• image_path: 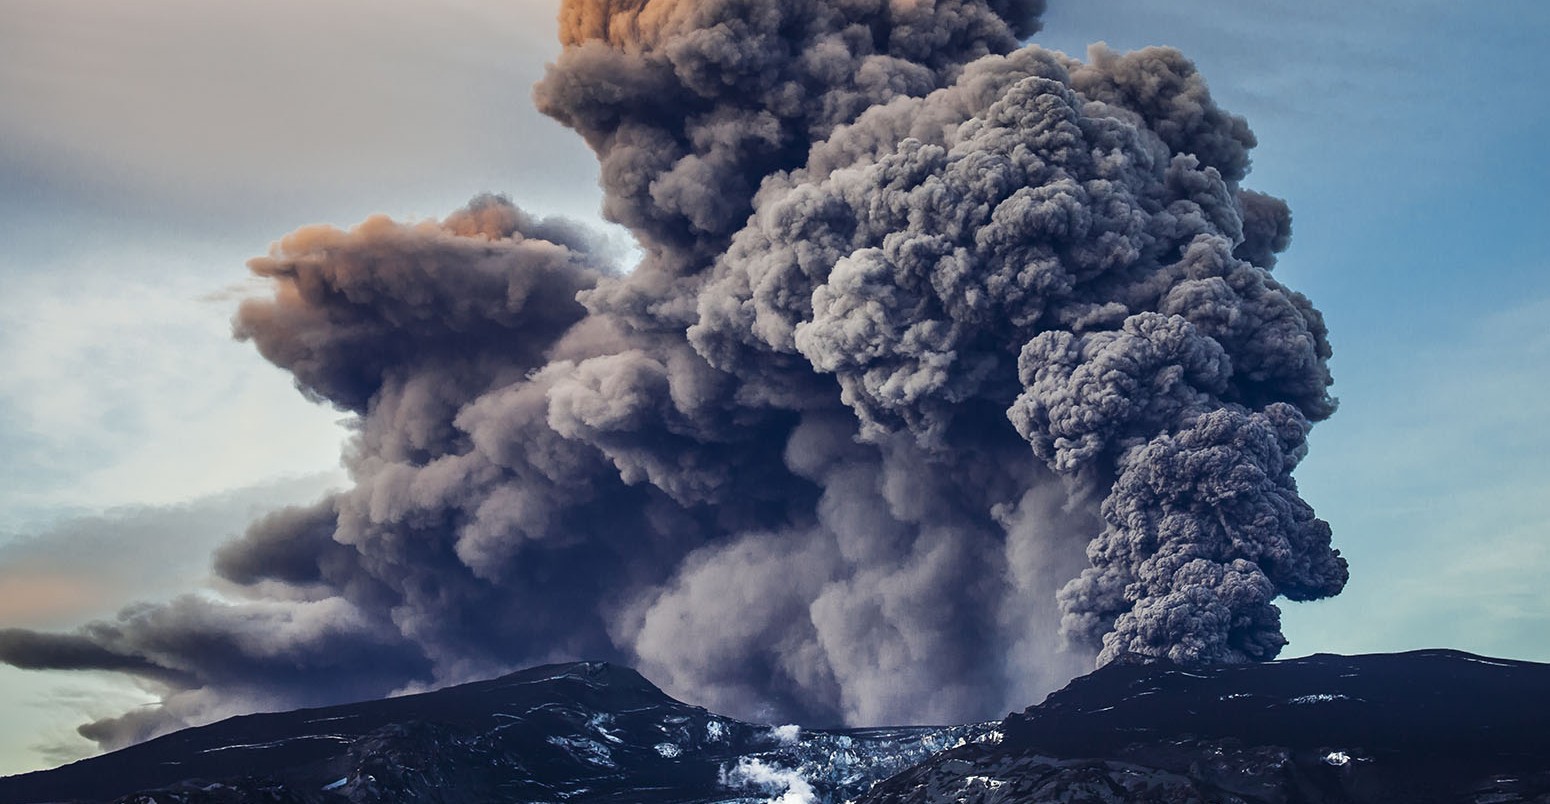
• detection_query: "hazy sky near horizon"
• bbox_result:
[0,0,1546,777]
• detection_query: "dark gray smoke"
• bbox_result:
[0,0,1346,750]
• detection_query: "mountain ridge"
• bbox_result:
[4,649,1549,803]
[0,660,986,803]
[863,648,1550,803]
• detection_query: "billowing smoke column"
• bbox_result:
[0,0,1346,749]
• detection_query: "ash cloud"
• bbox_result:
[0,0,1346,749]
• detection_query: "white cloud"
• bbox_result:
[0,0,606,226]
[0,473,340,627]
[0,245,348,519]
[721,757,817,804]
[0,667,159,777]
[0,475,340,775]
[0,0,617,533]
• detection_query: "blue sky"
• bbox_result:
[1035,2,1550,662]
[0,0,1546,776]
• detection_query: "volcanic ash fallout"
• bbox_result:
[0,0,1345,747]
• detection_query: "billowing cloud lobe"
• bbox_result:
[0,0,1345,749]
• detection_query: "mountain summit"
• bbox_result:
[0,661,986,803]
[865,649,1550,803]
[3,650,1548,803]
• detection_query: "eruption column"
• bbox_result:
[0,0,1343,749]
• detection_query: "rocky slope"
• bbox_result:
[860,650,1550,803]
[3,650,1547,803]
[0,661,987,803]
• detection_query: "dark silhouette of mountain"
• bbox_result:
[3,650,1548,803]
[0,661,986,803]
[861,649,1550,803]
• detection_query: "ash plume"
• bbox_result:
[0,0,1346,750]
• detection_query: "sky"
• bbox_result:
[1,0,1547,777]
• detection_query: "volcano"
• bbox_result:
[3,649,1546,803]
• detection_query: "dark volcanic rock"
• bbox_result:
[860,650,1550,803]
[6,650,1548,803]
[0,661,985,803]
